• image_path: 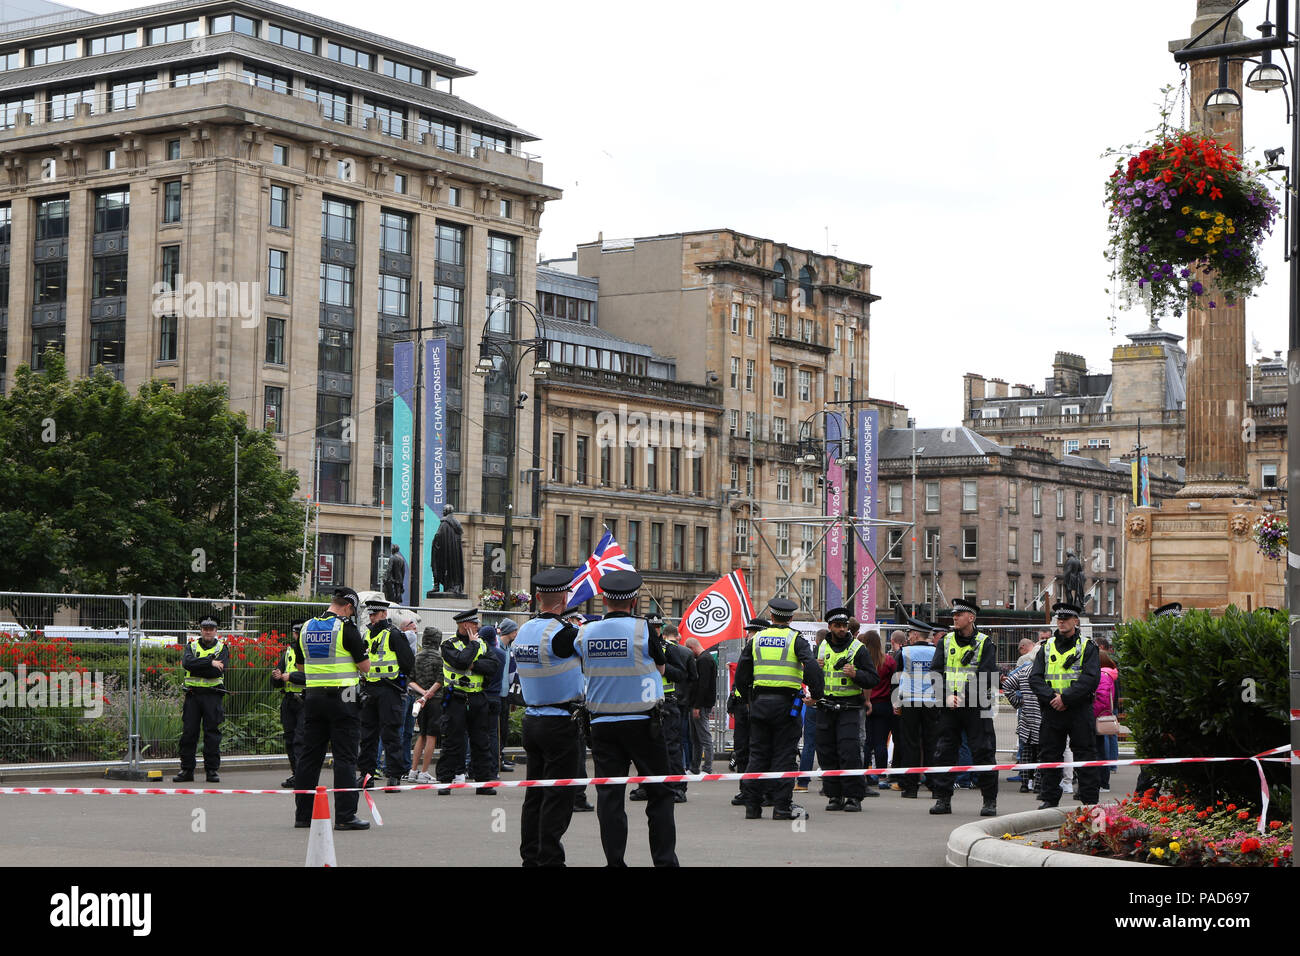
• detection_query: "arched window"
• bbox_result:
[773,259,789,300]
[798,265,815,308]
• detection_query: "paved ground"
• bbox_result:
[0,765,1142,867]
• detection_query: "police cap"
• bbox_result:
[532,568,573,593]
[645,611,665,627]
[825,606,850,624]
[600,570,642,601]
[452,607,480,623]
[199,617,218,628]
[768,597,798,618]
[1153,602,1183,619]
[1052,601,1082,620]
[745,617,771,632]
[364,597,391,611]
[951,598,979,615]
[332,587,360,612]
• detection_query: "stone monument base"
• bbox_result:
[1123,498,1284,616]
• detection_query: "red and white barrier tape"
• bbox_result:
[0,746,1288,797]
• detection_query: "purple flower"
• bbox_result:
[1180,268,1191,278]
[1209,301,1217,308]
[1162,200,1172,209]
[1138,278,1147,287]
[1191,281,1204,294]
[1139,244,1149,253]
[1176,229,1186,237]
[1134,199,1143,208]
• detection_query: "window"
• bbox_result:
[31,327,65,369]
[0,95,34,129]
[623,447,635,487]
[317,328,353,374]
[263,385,284,433]
[319,262,352,307]
[1075,491,1084,521]
[470,127,511,153]
[1032,485,1042,517]
[1019,405,1039,418]
[734,518,749,554]
[91,255,128,298]
[1107,585,1117,616]
[962,527,977,559]
[960,578,978,602]
[924,528,939,560]
[773,259,788,299]
[419,113,459,152]
[1065,439,1080,454]
[1091,493,1101,523]
[887,528,904,561]
[160,245,180,291]
[167,139,181,160]
[242,63,291,95]
[1262,463,1279,489]
[1007,480,1018,513]
[1107,495,1116,524]
[304,81,351,124]
[773,366,786,398]
[797,369,812,402]
[163,180,182,223]
[272,143,288,166]
[29,41,79,65]
[980,407,1001,419]
[1007,578,1018,610]
[94,189,130,233]
[744,412,755,439]
[265,317,285,365]
[1008,528,1018,562]
[777,467,790,501]
[728,409,738,436]
[669,448,681,492]
[170,64,218,87]
[382,58,428,86]
[269,184,289,228]
[1075,533,1084,557]
[692,455,703,494]
[775,523,790,557]
[695,527,709,571]
[103,149,117,170]
[1056,533,1065,566]
[833,376,843,404]
[887,483,903,514]
[436,222,465,265]
[34,261,67,303]
[488,234,516,277]
[646,447,657,491]
[149,20,200,44]
[378,274,408,317]
[322,199,356,243]
[599,445,611,487]
[267,249,288,297]
[210,14,259,36]
[158,314,178,361]
[745,464,755,497]
[48,87,95,122]
[1107,537,1116,570]
[1056,488,1065,519]
[925,481,940,512]
[730,462,739,491]
[745,305,756,336]
[447,186,461,206]
[729,302,740,333]
[554,515,568,565]
[326,41,373,70]
[672,525,686,570]
[0,51,19,71]
[802,472,815,504]
[550,433,565,482]
[648,523,663,570]
[113,76,157,113]
[745,359,754,392]
[961,480,977,512]
[773,417,786,442]
[394,173,408,195]
[578,517,594,558]
[576,436,589,485]
[773,313,788,337]
[1061,404,1081,417]
[1032,530,1042,563]
[89,320,126,370]
[626,521,640,566]
[363,98,406,138]
[268,23,316,53]
[90,31,140,55]
[729,357,739,389]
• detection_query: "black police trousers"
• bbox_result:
[729,700,750,773]
[743,691,802,812]
[931,707,997,800]
[280,691,304,775]
[1038,707,1101,805]
[293,687,362,824]
[179,688,224,772]
[589,716,679,867]
[519,714,581,867]
[816,703,866,800]
[661,695,686,794]
[437,692,495,783]
[359,681,408,780]
[894,703,941,795]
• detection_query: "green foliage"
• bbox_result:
[1116,607,1289,808]
[0,353,306,599]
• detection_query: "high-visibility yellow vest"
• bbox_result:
[283,642,303,695]
[442,638,486,694]
[364,622,400,681]
[751,628,802,690]
[821,638,863,697]
[941,631,988,698]
[183,639,225,689]
[1045,635,1088,693]
[301,615,360,688]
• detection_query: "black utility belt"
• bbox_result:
[819,698,863,710]
[448,689,485,698]
[305,685,354,696]
[588,709,657,719]
[752,687,800,697]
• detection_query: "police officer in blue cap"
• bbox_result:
[559,569,678,866]
[513,568,586,866]
[734,598,824,820]
[893,614,940,799]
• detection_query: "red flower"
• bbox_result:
[1240,838,1260,854]
[1238,810,1250,821]
[1226,803,1236,811]
[1269,820,1282,831]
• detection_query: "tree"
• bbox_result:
[0,354,306,599]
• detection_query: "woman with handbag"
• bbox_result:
[1093,650,1120,792]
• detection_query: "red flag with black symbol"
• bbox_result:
[679,570,755,651]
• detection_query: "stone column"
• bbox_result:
[1174,0,1253,496]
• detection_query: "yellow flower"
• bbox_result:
[1199,211,1210,219]
[1206,235,1216,244]
[1226,218,1234,226]
[1151,847,1165,858]
[1227,226,1236,234]
[1169,841,1181,853]
[1188,237,1199,244]
[1193,227,1204,235]
[1214,215,1225,224]
[1181,206,1192,215]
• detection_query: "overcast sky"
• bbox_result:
[89,0,1295,426]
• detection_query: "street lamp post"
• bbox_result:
[473,297,550,600]
[1171,0,1299,835]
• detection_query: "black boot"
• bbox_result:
[172,770,194,783]
[843,797,862,812]
[980,797,997,817]
[929,796,952,815]
[205,771,220,783]
[825,797,845,811]
[628,787,648,802]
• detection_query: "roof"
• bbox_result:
[878,426,1007,461]
[0,32,531,137]
[543,317,654,356]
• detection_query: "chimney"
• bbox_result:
[1052,352,1087,395]
[989,377,1009,398]
[962,372,986,420]
[1013,383,1033,398]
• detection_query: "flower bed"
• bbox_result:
[1044,790,1292,867]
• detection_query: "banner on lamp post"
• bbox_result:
[854,409,879,623]
[422,339,448,600]
[391,340,415,603]
[824,412,846,610]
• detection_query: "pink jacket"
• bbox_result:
[1094,667,1118,718]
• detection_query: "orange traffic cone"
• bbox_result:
[304,786,337,867]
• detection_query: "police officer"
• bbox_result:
[728,618,768,806]
[631,616,694,804]
[564,569,678,867]
[928,598,999,817]
[271,619,307,789]
[1028,601,1101,808]
[513,568,586,867]
[816,607,879,812]
[358,597,415,790]
[734,598,824,820]
[292,587,372,831]
[893,615,940,799]
[436,608,501,794]
[175,617,229,783]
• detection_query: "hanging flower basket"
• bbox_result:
[478,588,506,610]
[510,591,532,609]
[1253,513,1287,562]
[1104,130,1280,319]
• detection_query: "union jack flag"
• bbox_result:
[566,530,636,609]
